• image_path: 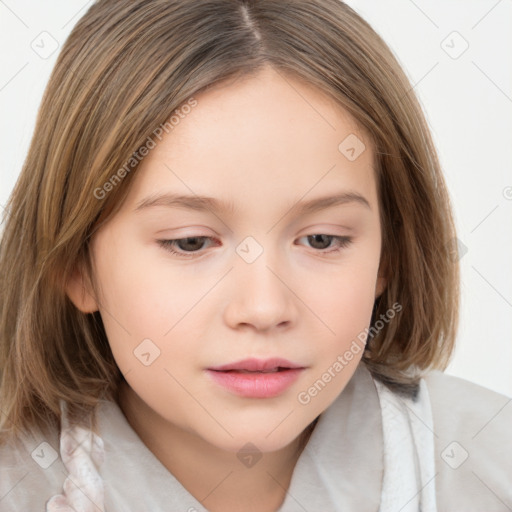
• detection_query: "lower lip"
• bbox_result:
[205,368,304,398]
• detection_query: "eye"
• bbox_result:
[157,236,217,258]
[157,234,353,259]
[296,234,353,254]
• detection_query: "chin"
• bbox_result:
[200,423,308,456]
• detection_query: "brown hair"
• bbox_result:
[0,0,459,445]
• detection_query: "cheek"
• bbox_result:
[310,272,376,348]
[302,248,381,357]
[91,234,208,373]
[93,230,176,329]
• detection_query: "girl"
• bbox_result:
[0,1,510,511]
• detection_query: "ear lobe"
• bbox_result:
[65,265,99,314]
[375,274,387,299]
[375,256,388,299]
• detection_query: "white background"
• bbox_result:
[1,1,511,396]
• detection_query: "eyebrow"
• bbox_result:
[134,191,371,216]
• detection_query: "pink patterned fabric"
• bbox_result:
[45,400,106,512]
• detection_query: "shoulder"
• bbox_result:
[423,371,512,511]
[424,370,512,440]
[0,425,66,509]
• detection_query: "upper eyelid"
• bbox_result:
[161,234,349,242]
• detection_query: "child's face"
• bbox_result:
[81,66,385,453]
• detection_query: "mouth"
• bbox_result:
[206,358,306,398]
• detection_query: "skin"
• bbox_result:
[67,65,386,512]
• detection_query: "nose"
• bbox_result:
[223,249,298,333]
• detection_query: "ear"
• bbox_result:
[65,262,99,314]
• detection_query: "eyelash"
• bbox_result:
[157,234,353,259]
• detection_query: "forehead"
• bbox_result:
[124,66,377,215]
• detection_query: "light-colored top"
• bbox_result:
[1,362,511,511]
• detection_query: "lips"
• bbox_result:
[207,357,304,373]
[206,358,306,398]
[206,357,305,398]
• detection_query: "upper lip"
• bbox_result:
[208,357,304,372]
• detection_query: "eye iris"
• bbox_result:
[178,237,205,252]
[308,234,332,250]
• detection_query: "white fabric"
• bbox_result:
[406,379,437,512]
[374,378,437,512]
